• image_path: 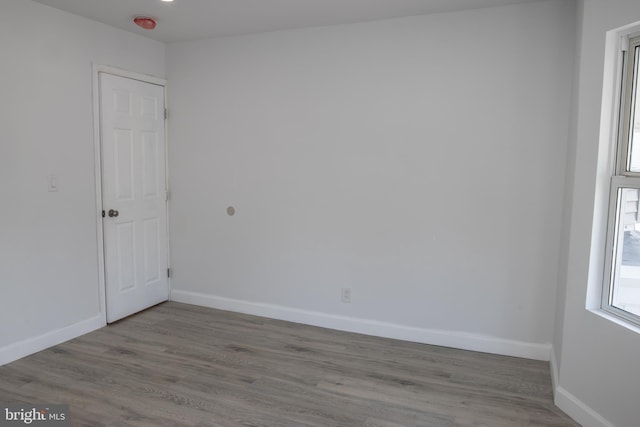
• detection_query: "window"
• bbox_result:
[603,35,640,326]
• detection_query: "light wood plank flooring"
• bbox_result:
[0,302,578,426]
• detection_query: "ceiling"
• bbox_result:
[32,0,540,44]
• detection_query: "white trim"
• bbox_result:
[94,64,167,87]
[171,290,551,361]
[596,26,640,328]
[0,316,104,366]
[92,64,170,324]
[551,345,615,427]
[590,306,640,334]
[555,386,615,427]
[92,63,107,322]
[163,82,172,299]
[549,346,559,395]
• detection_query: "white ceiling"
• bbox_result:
[32,0,540,43]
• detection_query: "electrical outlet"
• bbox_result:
[341,287,352,303]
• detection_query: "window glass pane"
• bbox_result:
[628,47,640,171]
[611,188,640,317]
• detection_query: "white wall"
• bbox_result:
[5,0,640,424]
[554,0,640,425]
[167,0,576,359]
[0,0,165,364]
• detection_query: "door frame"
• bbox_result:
[92,64,170,324]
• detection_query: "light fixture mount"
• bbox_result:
[133,16,157,30]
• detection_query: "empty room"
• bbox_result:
[1,0,640,425]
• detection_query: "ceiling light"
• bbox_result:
[134,17,157,30]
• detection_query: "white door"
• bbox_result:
[100,73,169,323]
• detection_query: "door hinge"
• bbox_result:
[167,268,171,278]
[164,108,168,120]
[102,210,105,218]
[165,191,171,202]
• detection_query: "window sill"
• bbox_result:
[589,308,640,335]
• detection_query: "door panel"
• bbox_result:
[142,132,160,198]
[114,129,134,200]
[100,73,168,323]
[143,218,160,282]
[116,222,136,291]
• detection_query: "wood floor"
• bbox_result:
[0,302,578,427]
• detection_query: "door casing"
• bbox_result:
[92,64,170,325]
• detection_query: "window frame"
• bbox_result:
[602,34,640,327]
[618,36,640,176]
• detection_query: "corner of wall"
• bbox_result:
[550,345,560,395]
[551,345,615,427]
[554,386,615,427]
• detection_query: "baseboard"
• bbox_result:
[549,346,614,427]
[550,346,559,396]
[0,315,104,366]
[171,290,551,361]
[554,385,614,427]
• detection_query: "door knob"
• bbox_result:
[108,209,119,218]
